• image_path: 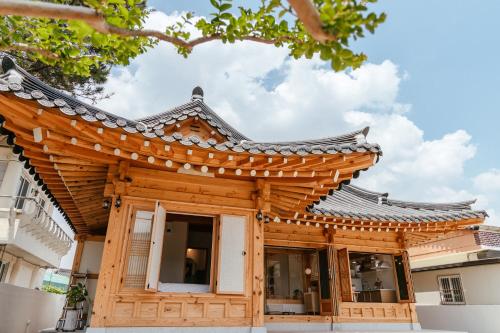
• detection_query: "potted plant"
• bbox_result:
[63,283,88,331]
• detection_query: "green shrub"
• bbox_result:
[42,284,66,294]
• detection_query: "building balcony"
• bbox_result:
[0,195,72,268]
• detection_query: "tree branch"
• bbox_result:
[287,0,336,42]
[0,44,60,59]
[0,0,328,51]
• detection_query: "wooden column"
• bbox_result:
[90,196,127,327]
[70,235,86,285]
[252,180,270,327]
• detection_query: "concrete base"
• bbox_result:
[266,322,422,332]
[86,327,266,333]
[83,322,464,333]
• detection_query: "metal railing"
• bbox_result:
[0,195,72,252]
[438,275,466,305]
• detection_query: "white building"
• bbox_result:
[410,226,500,333]
[0,137,72,289]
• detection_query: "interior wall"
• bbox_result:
[160,221,188,283]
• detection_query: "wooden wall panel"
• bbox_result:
[106,296,251,327]
[339,303,413,323]
[263,223,403,252]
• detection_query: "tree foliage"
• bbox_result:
[0,0,386,99]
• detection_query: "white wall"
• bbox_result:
[2,254,46,289]
[78,239,105,326]
[413,263,500,305]
[417,305,500,333]
[78,240,104,300]
[79,240,104,275]
[0,283,65,333]
[160,221,188,283]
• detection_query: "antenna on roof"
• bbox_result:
[191,86,204,101]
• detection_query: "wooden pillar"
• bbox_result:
[252,180,270,328]
[90,196,127,327]
[70,235,86,285]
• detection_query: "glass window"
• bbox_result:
[265,248,320,315]
[438,275,465,305]
[349,252,397,303]
[0,161,8,183]
[0,260,9,282]
[266,252,304,300]
[36,198,46,218]
[15,177,30,209]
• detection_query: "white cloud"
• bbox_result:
[95,10,497,226]
[473,169,500,193]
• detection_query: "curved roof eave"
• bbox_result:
[0,56,382,158]
[312,184,487,223]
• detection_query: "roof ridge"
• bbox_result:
[387,198,477,211]
[135,98,250,142]
[342,184,388,201]
[246,127,371,146]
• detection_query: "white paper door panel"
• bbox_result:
[217,215,246,294]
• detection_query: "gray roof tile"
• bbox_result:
[311,184,487,223]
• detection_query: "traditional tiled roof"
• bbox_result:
[474,227,500,247]
[136,91,250,143]
[310,184,487,223]
[0,56,382,157]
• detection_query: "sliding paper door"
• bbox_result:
[217,215,247,294]
[145,201,167,291]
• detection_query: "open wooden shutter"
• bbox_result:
[318,248,332,314]
[217,215,246,294]
[145,201,166,291]
[394,251,415,302]
[329,246,340,316]
[337,248,353,302]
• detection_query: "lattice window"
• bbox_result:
[438,275,465,305]
[124,210,154,289]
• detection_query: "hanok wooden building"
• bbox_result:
[0,56,487,332]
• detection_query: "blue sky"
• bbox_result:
[151,0,500,176]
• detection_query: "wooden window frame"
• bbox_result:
[121,205,220,293]
[119,199,250,296]
[341,250,408,304]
